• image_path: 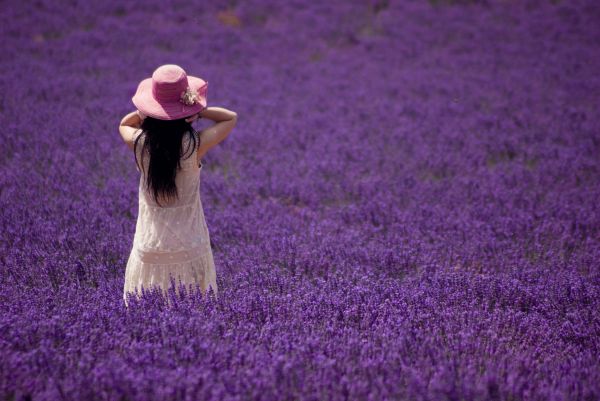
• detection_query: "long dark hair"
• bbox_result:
[133,116,199,207]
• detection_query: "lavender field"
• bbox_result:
[1,0,600,400]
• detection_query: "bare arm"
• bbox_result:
[118,111,143,151]
[188,107,238,159]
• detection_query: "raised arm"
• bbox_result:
[118,111,143,151]
[191,107,238,159]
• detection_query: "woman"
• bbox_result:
[119,64,238,307]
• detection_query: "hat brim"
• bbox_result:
[131,76,208,121]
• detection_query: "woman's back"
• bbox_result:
[124,131,217,305]
[135,131,203,208]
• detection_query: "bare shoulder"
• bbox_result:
[195,118,237,162]
[119,126,143,151]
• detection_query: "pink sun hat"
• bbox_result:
[132,64,208,121]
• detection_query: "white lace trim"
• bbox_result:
[123,244,218,307]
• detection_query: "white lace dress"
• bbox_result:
[123,131,218,306]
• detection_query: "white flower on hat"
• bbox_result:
[180,86,199,106]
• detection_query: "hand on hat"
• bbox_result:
[185,111,202,124]
[137,110,147,122]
